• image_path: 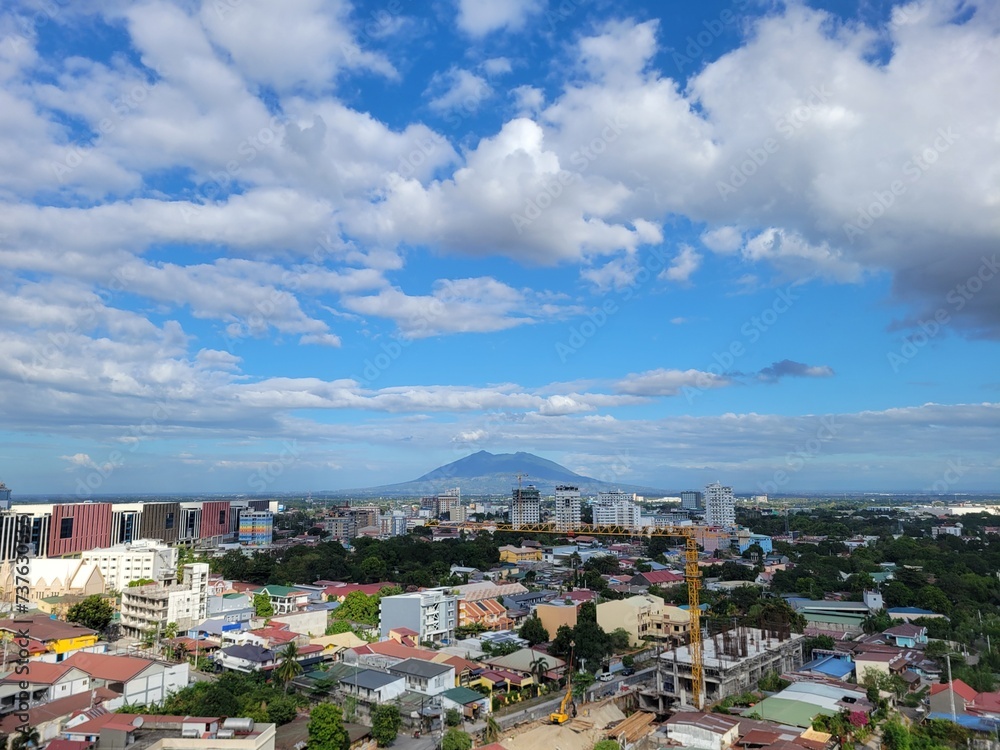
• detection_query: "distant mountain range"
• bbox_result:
[335,450,670,497]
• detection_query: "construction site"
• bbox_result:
[640,624,805,711]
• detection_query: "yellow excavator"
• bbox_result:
[550,650,577,724]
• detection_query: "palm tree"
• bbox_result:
[163,621,179,640]
[483,716,501,745]
[274,642,303,694]
[529,656,549,697]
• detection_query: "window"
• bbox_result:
[60,517,73,539]
[219,510,226,525]
[165,512,175,529]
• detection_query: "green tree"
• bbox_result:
[441,728,472,750]
[571,671,595,699]
[274,642,303,693]
[594,742,621,750]
[445,708,463,727]
[519,616,549,646]
[371,704,402,747]
[609,628,631,653]
[266,695,298,726]
[332,590,380,625]
[11,728,39,750]
[862,609,893,634]
[578,601,597,622]
[66,595,114,631]
[163,621,179,640]
[529,656,550,696]
[882,720,910,750]
[254,592,274,618]
[308,703,350,750]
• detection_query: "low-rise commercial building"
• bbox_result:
[81,539,178,592]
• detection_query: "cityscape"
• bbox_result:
[1,2,999,750]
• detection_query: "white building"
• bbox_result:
[704,482,736,528]
[554,485,581,531]
[120,563,209,637]
[593,490,641,529]
[379,588,459,644]
[510,485,540,528]
[379,511,408,538]
[81,539,178,592]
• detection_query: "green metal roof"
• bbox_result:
[257,585,305,597]
[442,686,485,705]
[802,612,866,625]
[753,697,836,728]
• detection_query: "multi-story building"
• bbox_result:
[680,491,703,510]
[81,539,178,592]
[597,594,691,647]
[704,482,736,528]
[433,489,461,520]
[554,486,581,531]
[510,485,540,529]
[379,589,459,644]
[0,484,10,509]
[593,490,641,529]
[120,563,209,637]
[0,499,278,560]
[238,511,273,547]
[378,512,408,538]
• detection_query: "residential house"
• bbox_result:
[0,662,92,716]
[498,546,542,563]
[481,648,566,680]
[62,713,276,750]
[882,623,928,648]
[597,595,691,646]
[0,689,118,748]
[441,686,491,718]
[629,570,685,588]
[664,712,740,750]
[63,652,188,707]
[338,668,407,704]
[310,632,368,660]
[217,643,277,672]
[929,679,980,715]
[252,585,311,615]
[0,614,101,663]
[387,658,454,696]
[459,599,509,631]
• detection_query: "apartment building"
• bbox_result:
[510,485,540,528]
[704,482,736,528]
[120,563,209,637]
[81,538,178,592]
[554,485,581,531]
[593,491,641,529]
[597,594,691,646]
[379,589,459,644]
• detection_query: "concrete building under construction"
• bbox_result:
[645,625,805,710]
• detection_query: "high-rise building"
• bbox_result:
[0,484,11,509]
[434,489,461,519]
[238,511,273,547]
[554,485,581,531]
[680,491,703,510]
[594,490,641,529]
[704,482,736,527]
[510,485,541,528]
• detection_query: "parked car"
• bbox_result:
[599,672,615,682]
[620,667,636,676]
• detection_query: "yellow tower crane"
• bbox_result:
[426,519,708,709]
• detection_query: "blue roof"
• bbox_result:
[927,713,1000,732]
[888,606,936,615]
[678,604,710,611]
[647,561,669,570]
[799,655,855,679]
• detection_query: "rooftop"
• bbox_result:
[388,658,453,679]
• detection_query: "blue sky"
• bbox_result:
[1,0,998,496]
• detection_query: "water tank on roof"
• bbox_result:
[217,730,235,739]
[181,726,201,738]
[223,718,255,733]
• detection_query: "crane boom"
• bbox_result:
[425,519,708,708]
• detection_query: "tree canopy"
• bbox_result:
[66,595,114,632]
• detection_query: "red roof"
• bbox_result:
[0,688,118,734]
[930,679,978,702]
[320,582,398,599]
[1,660,75,685]
[636,570,685,584]
[564,589,596,602]
[63,652,153,682]
[350,640,438,661]
[45,741,93,750]
[250,627,299,644]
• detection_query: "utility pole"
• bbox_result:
[946,653,957,724]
